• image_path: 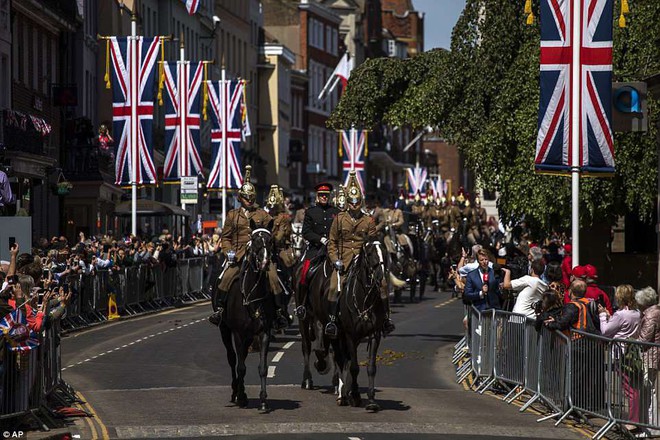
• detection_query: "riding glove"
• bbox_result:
[321,237,329,245]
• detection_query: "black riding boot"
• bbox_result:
[209,290,228,326]
[382,297,396,336]
[325,300,340,339]
[274,294,290,331]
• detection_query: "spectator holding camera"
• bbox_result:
[502,259,547,318]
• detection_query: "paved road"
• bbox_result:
[61,289,585,439]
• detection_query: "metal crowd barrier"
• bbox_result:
[455,308,660,439]
[60,257,217,331]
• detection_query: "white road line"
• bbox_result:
[348,437,362,440]
[283,341,295,349]
[84,358,90,362]
[272,352,284,363]
[267,366,276,378]
[128,342,135,345]
[66,365,74,369]
[91,356,98,359]
[122,345,128,348]
[98,352,105,356]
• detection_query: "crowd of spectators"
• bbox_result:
[453,236,660,435]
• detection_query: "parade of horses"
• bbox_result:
[208,164,496,413]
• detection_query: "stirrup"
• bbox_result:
[383,318,396,335]
[208,308,223,326]
[325,318,338,339]
[295,305,307,319]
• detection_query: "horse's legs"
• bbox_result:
[234,333,250,408]
[258,330,271,412]
[300,317,314,390]
[347,337,362,407]
[366,334,381,411]
[331,339,349,406]
[220,326,238,403]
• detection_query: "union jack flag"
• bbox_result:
[110,36,162,186]
[182,0,200,15]
[535,0,615,174]
[0,307,40,352]
[429,176,446,199]
[341,129,366,192]
[207,79,248,189]
[407,166,427,200]
[162,61,204,181]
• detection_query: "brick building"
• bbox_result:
[381,0,423,57]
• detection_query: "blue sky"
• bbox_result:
[413,0,467,50]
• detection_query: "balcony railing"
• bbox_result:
[64,145,114,181]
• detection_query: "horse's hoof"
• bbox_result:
[366,402,381,412]
[237,395,248,408]
[230,394,237,404]
[336,397,348,406]
[314,359,330,375]
[259,402,269,413]
[301,379,314,390]
[349,395,362,407]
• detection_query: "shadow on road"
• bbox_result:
[388,333,462,343]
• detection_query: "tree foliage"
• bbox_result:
[328,0,660,233]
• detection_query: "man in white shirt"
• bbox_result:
[502,259,547,318]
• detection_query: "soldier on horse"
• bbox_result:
[325,172,395,338]
[208,166,289,330]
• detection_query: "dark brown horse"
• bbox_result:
[218,224,276,412]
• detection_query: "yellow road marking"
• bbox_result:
[434,297,459,308]
[75,398,97,440]
[77,391,110,440]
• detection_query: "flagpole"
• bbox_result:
[350,126,356,172]
[130,13,137,237]
[180,35,186,212]
[571,0,581,267]
[221,63,227,227]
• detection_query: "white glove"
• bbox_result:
[320,237,329,245]
[334,260,343,270]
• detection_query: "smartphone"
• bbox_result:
[8,237,15,251]
[7,274,17,284]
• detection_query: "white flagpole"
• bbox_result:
[130,14,137,237]
[221,64,227,227]
[180,37,187,211]
[350,127,356,172]
[571,0,581,267]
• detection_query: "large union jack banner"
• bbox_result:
[341,129,366,192]
[162,61,204,181]
[407,166,427,200]
[535,0,614,174]
[110,36,162,186]
[207,79,247,189]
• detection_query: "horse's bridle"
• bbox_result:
[346,240,386,321]
[241,228,272,306]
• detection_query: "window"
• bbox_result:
[388,40,396,57]
[332,29,338,56]
[325,25,331,53]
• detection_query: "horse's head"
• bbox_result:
[248,219,273,271]
[291,223,305,259]
[361,239,387,285]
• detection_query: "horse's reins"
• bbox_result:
[241,228,271,306]
[346,241,385,322]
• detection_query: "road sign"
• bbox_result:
[181,176,198,204]
[612,82,648,132]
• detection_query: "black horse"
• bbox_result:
[333,239,388,411]
[294,251,340,392]
[407,218,430,302]
[218,223,276,412]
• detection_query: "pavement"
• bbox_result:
[54,288,588,439]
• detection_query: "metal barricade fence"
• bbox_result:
[559,330,611,431]
[492,311,527,401]
[517,318,541,408]
[473,309,497,393]
[535,325,570,423]
[1,348,42,424]
[187,258,205,297]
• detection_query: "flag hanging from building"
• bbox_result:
[109,36,162,186]
[207,79,248,189]
[341,129,366,192]
[535,0,615,175]
[407,166,427,200]
[318,52,354,101]
[183,0,200,15]
[429,176,445,199]
[162,61,205,181]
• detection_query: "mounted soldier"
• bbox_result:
[208,166,288,330]
[267,185,296,303]
[295,182,340,319]
[382,193,412,258]
[470,196,489,244]
[325,171,395,338]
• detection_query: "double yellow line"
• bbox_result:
[75,391,110,440]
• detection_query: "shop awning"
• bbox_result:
[114,199,191,217]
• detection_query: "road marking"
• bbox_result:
[272,352,284,363]
[64,318,205,371]
[348,437,362,440]
[434,297,458,309]
[267,366,276,378]
[77,391,110,440]
[283,341,295,349]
